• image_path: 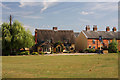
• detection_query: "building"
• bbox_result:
[75,25,120,52]
[34,27,75,53]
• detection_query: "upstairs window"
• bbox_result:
[93,39,95,44]
[108,40,110,44]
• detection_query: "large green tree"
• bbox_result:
[108,38,118,53]
[2,20,35,55]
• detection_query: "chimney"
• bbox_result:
[53,27,57,31]
[35,29,37,44]
[106,26,110,32]
[86,25,90,31]
[112,27,117,32]
[93,25,97,31]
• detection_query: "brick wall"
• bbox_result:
[87,39,120,51]
[118,40,120,51]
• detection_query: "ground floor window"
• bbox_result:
[108,40,110,44]
[93,46,95,49]
[43,47,50,52]
[89,45,91,49]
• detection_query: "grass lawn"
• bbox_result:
[2,53,118,78]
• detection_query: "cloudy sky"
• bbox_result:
[1,2,118,34]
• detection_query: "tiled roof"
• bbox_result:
[82,30,120,39]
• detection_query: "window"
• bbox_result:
[89,45,91,49]
[93,39,95,44]
[108,40,110,44]
[93,46,95,49]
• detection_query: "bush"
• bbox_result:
[40,51,45,55]
[108,39,118,53]
[79,49,84,53]
[84,48,89,53]
[88,49,96,53]
[2,49,11,56]
[95,49,99,53]
[84,48,96,53]
[31,52,39,55]
[18,51,30,55]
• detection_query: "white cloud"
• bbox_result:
[0,3,11,9]
[19,2,42,7]
[19,0,59,13]
[80,11,94,15]
[40,0,59,13]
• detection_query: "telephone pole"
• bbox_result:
[10,14,12,27]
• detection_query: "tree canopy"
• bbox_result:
[2,20,35,55]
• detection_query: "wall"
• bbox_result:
[75,31,87,51]
[87,39,112,49]
[87,39,120,51]
[117,40,120,51]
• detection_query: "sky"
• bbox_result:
[1,2,118,35]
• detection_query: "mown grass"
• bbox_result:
[2,53,118,78]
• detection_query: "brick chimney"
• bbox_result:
[86,25,90,31]
[35,29,37,44]
[53,27,57,31]
[106,27,110,32]
[112,27,117,32]
[93,25,97,31]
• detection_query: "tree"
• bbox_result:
[2,20,35,55]
[108,38,118,53]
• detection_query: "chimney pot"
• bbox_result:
[106,27,110,32]
[86,25,90,31]
[112,27,117,32]
[53,27,57,31]
[93,25,97,31]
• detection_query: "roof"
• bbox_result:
[82,30,120,39]
[36,29,75,44]
[74,32,80,37]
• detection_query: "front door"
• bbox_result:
[58,47,61,53]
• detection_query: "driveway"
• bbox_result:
[46,53,97,56]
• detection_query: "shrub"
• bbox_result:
[84,48,89,53]
[40,51,45,55]
[79,49,84,53]
[31,52,39,55]
[102,46,108,50]
[95,49,99,53]
[108,39,118,53]
[84,48,96,53]
[88,49,95,53]
[18,51,30,55]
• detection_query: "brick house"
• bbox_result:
[34,27,75,53]
[75,25,120,52]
